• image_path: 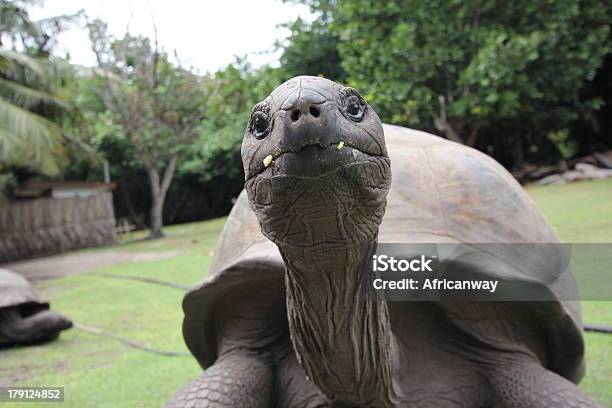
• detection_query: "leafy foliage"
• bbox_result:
[87,20,204,167]
[0,1,79,179]
[83,19,207,236]
[181,60,283,184]
[339,2,607,121]
[278,15,345,81]
[0,0,81,55]
[288,0,612,168]
[5,0,611,226]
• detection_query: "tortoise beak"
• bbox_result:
[48,311,73,331]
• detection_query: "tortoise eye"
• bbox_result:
[345,96,364,120]
[251,111,270,139]
[340,88,366,122]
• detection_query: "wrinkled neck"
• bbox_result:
[280,240,400,407]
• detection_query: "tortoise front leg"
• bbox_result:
[276,347,331,408]
[0,307,72,345]
[165,351,273,408]
[488,360,601,408]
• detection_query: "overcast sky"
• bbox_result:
[29,0,310,73]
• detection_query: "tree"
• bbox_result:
[65,56,283,228]
[326,0,610,167]
[1,0,81,55]
[87,19,205,238]
[278,0,345,81]
[0,0,81,179]
[0,48,68,175]
[180,59,283,195]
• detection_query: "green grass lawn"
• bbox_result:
[526,177,612,242]
[1,179,611,407]
[525,178,612,404]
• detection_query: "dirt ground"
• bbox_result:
[1,250,179,281]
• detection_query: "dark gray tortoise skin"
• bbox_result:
[0,268,72,346]
[166,76,600,407]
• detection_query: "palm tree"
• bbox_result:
[0,48,70,175]
[0,0,81,176]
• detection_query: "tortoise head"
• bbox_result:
[242,76,391,247]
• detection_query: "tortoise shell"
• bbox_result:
[0,268,48,310]
[182,125,584,383]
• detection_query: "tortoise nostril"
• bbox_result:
[290,109,301,122]
[309,106,320,118]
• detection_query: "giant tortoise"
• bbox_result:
[0,268,72,346]
[167,76,598,407]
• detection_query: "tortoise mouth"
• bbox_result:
[253,142,383,179]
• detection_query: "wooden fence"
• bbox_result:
[0,192,117,263]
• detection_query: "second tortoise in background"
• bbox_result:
[0,268,72,347]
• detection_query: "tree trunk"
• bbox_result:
[434,95,464,144]
[466,125,479,147]
[434,116,464,144]
[149,189,165,239]
[145,154,179,239]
